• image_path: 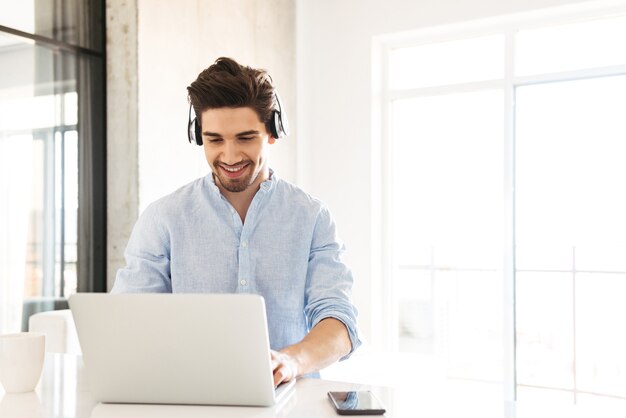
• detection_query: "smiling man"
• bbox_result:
[111,57,361,386]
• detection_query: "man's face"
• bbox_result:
[200,107,274,193]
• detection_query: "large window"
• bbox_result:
[379,8,626,404]
[0,0,106,334]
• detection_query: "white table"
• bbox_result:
[0,354,401,418]
[2,353,625,418]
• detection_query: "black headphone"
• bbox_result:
[187,92,289,146]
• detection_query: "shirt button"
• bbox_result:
[240,279,247,286]
[241,241,248,248]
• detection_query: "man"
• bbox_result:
[112,57,360,386]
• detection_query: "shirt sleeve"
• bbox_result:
[304,205,362,360]
[111,202,172,293]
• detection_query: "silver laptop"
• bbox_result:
[69,293,295,406]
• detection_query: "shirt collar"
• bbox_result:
[260,168,276,192]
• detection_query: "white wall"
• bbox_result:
[296,0,612,347]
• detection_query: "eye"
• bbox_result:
[208,138,223,143]
[239,137,254,141]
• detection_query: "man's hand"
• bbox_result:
[270,318,351,386]
[270,350,299,387]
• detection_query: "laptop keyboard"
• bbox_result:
[274,379,296,402]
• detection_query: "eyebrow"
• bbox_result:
[203,130,260,137]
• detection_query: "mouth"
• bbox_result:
[218,162,250,179]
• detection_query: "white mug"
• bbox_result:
[0,333,45,393]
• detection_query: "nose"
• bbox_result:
[220,140,242,165]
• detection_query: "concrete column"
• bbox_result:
[105,0,138,291]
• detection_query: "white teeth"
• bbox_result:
[223,165,245,172]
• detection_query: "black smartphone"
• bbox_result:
[327,391,386,415]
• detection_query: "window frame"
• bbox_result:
[0,0,107,297]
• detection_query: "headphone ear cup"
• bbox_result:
[187,117,194,144]
[187,104,203,146]
[269,110,280,139]
[194,120,202,146]
[272,92,289,138]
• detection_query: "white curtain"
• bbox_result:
[0,133,33,334]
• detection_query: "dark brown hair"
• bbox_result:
[187,57,276,133]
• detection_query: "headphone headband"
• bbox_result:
[187,92,289,146]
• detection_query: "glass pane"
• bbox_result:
[64,92,78,125]
[389,35,504,90]
[516,272,574,390]
[395,244,432,268]
[0,131,34,332]
[390,90,504,380]
[55,130,63,295]
[516,245,573,271]
[433,245,501,271]
[391,90,504,259]
[516,74,626,402]
[63,131,78,297]
[516,76,626,247]
[515,15,626,76]
[436,270,503,381]
[516,386,575,405]
[0,0,103,51]
[397,269,434,353]
[575,246,626,272]
[576,393,626,411]
[576,273,626,398]
[0,33,78,333]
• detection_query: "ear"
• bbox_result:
[268,136,276,145]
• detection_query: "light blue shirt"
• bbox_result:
[112,170,361,366]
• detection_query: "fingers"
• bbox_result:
[273,364,294,387]
[273,366,286,387]
[271,350,285,387]
[270,350,280,371]
[270,350,298,387]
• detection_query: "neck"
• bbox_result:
[217,166,270,223]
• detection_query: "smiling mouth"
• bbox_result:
[218,163,250,178]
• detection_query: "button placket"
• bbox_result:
[235,182,271,293]
[238,236,249,290]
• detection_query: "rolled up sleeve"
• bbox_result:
[304,206,361,360]
[111,202,172,293]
